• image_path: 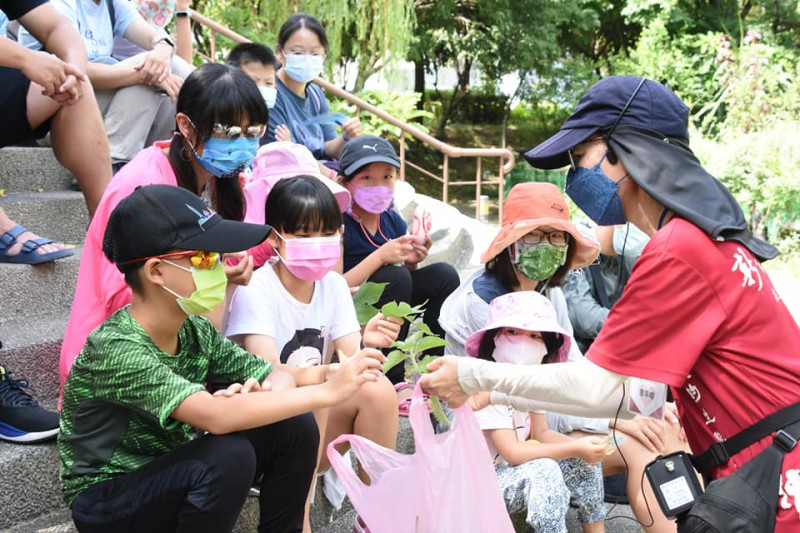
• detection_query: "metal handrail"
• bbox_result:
[184,11,514,221]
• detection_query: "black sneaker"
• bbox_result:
[0,364,59,443]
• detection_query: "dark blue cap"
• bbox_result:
[524,76,690,169]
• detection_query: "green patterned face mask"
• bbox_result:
[514,242,567,281]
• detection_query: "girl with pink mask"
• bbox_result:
[337,135,460,392]
[225,175,401,531]
[468,291,606,533]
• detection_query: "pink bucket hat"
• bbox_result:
[465,291,571,363]
[244,142,351,226]
[243,142,351,267]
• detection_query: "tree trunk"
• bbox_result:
[414,60,426,109]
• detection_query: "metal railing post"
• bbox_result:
[399,136,406,181]
[442,155,449,204]
[475,157,482,219]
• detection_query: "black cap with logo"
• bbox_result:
[103,184,271,270]
[338,135,401,178]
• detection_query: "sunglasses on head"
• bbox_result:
[121,250,221,269]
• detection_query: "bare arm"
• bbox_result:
[17,3,88,68]
[342,236,414,288]
[241,333,328,387]
[172,348,381,434]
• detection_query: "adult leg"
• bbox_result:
[28,77,111,216]
[244,412,320,533]
[409,262,460,346]
[557,457,606,532]
[496,458,570,533]
[71,433,256,533]
[318,375,398,483]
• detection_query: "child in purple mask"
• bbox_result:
[337,135,460,393]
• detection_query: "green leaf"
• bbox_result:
[383,350,407,374]
[430,396,450,427]
[352,282,387,307]
[412,320,433,336]
[353,282,388,326]
[416,355,441,373]
[355,303,380,326]
[379,301,404,319]
[404,330,425,350]
[413,336,449,354]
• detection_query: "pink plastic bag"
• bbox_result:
[327,383,513,533]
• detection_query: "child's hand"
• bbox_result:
[213,377,266,397]
[612,415,667,453]
[362,313,403,349]
[223,252,254,286]
[324,349,384,404]
[468,391,491,411]
[341,117,363,140]
[404,237,431,266]
[379,235,414,265]
[575,436,607,465]
[275,124,291,142]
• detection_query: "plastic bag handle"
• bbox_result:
[327,434,368,493]
[409,381,437,440]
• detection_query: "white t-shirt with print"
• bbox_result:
[226,265,360,368]
[18,0,139,61]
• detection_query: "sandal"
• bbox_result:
[0,225,74,265]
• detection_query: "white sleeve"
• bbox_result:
[473,404,513,431]
[327,274,360,341]
[459,356,635,419]
[225,283,276,340]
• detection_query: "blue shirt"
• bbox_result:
[265,75,337,160]
[472,270,511,304]
[342,210,407,272]
[18,0,139,62]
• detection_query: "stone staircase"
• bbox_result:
[0,146,643,532]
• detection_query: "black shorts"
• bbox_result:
[0,66,52,148]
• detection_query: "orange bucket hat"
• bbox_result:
[481,182,599,267]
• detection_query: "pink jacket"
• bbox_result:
[59,143,177,401]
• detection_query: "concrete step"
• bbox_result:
[0,147,74,194]
[0,247,80,318]
[0,441,61,530]
[0,312,68,405]
[0,191,88,246]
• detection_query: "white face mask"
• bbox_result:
[492,331,548,366]
[259,85,277,109]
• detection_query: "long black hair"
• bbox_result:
[264,176,341,235]
[169,63,268,222]
[278,13,329,51]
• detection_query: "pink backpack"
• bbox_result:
[327,384,513,532]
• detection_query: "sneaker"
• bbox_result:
[0,364,59,443]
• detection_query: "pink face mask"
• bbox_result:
[492,331,548,366]
[352,186,394,214]
[276,233,341,281]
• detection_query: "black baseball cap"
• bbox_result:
[338,135,400,177]
[524,76,690,169]
[103,184,271,269]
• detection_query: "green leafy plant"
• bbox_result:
[352,283,451,425]
[380,301,450,426]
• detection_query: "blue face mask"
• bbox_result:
[283,54,324,84]
[194,136,259,178]
[566,152,628,226]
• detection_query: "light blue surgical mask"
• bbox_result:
[259,86,277,108]
[283,54,324,84]
[193,136,259,179]
[566,152,628,226]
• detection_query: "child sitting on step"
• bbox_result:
[60,184,383,533]
[225,175,401,529]
[467,291,607,533]
[337,135,460,389]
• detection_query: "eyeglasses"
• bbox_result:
[122,250,220,269]
[211,123,267,139]
[287,50,327,59]
[567,137,605,172]
[519,230,569,247]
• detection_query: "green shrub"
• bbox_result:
[328,90,434,141]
